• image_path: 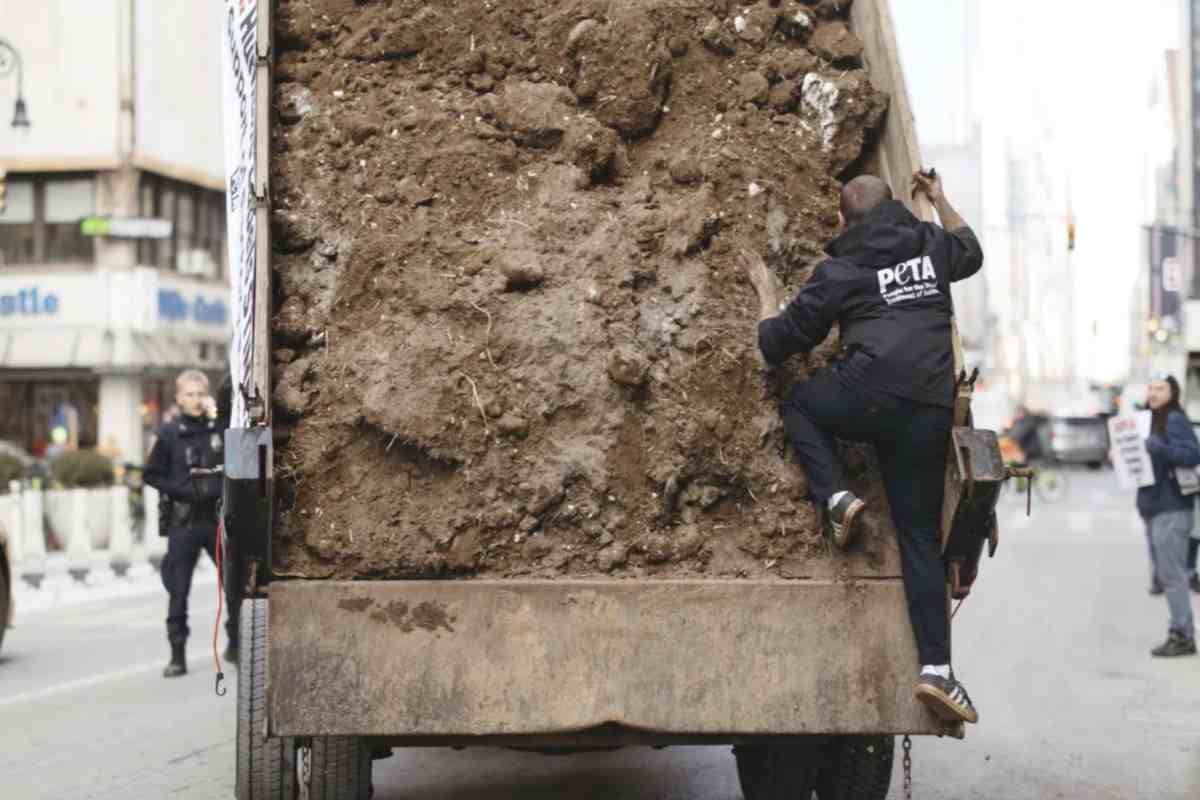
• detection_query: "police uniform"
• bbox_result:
[144,413,237,652]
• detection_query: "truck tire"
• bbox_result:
[815,736,893,800]
[733,744,821,799]
[237,598,373,800]
[236,599,296,800]
[305,737,373,800]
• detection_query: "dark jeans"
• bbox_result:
[781,355,952,666]
[162,520,238,647]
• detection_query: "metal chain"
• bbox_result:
[903,735,914,800]
[297,744,312,800]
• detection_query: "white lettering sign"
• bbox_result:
[1108,412,1155,490]
[878,255,940,306]
[221,0,258,428]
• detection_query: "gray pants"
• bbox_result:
[1147,511,1196,639]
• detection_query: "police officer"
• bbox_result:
[145,369,238,677]
[742,171,984,724]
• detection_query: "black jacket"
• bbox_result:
[144,413,225,525]
[757,200,984,407]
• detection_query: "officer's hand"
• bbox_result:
[911,169,944,204]
[740,250,779,295]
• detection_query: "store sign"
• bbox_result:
[1164,256,1184,293]
[80,216,174,239]
[0,286,61,316]
[157,288,228,326]
[1148,225,1183,339]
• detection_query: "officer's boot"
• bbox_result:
[163,643,187,678]
[223,638,239,667]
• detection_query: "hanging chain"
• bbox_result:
[297,743,312,800]
[902,734,913,800]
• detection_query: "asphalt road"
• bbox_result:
[1,469,1197,799]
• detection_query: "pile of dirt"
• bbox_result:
[269,0,899,580]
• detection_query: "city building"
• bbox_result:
[0,1,228,463]
[893,0,1003,426]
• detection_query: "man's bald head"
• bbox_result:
[840,175,894,225]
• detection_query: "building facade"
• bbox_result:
[0,0,228,463]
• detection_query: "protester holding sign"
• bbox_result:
[1137,375,1199,657]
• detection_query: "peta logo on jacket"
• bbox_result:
[878,255,940,306]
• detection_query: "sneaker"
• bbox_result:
[914,672,979,724]
[1150,633,1197,658]
[1150,580,1164,596]
[828,492,866,549]
[1189,575,1200,594]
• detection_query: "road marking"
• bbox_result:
[0,660,164,709]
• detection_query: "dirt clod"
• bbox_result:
[809,21,864,67]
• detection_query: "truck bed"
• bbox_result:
[244,0,958,740]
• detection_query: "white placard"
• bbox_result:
[220,0,258,428]
[1108,412,1155,490]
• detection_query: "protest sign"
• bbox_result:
[1108,412,1154,490]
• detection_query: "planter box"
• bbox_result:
[44,488,113,550]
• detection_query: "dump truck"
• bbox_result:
[218,1,1010,797]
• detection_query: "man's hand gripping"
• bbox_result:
[740,250,785,322]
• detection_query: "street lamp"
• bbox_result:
[0,39,30,129]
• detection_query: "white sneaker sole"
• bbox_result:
[914,683,979,724]
[831,498,866,549]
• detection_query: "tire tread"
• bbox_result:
[816,735,894,800]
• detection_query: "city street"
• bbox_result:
[1,469,1197,799]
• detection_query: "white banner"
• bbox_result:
[1108,412,1155,490]
[220,0,258,428]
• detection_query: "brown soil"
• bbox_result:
[269,0,899,580]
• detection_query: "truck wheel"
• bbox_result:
[303,737,373,800]
[236,599,297,800]
[237,598,373,800]
[815,736,893,800]
[733,744,821,799]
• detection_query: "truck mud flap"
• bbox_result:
[269,580,948,739]
[223,427,273,600]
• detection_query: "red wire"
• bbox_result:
[213,517,225,676]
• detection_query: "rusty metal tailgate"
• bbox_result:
[269,579,945,739]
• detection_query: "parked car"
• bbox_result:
[1044,416,1110,468]
[0,521,11,656]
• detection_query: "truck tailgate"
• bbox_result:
[269,579,945,738]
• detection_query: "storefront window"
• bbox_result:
[0,379,98,457]
[44,178,96,262]
[0,173,96,266]
[0,178,37,265]
[139,173,225,277]
[156,183,177,270]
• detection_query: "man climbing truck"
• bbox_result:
[742,171,985,726]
